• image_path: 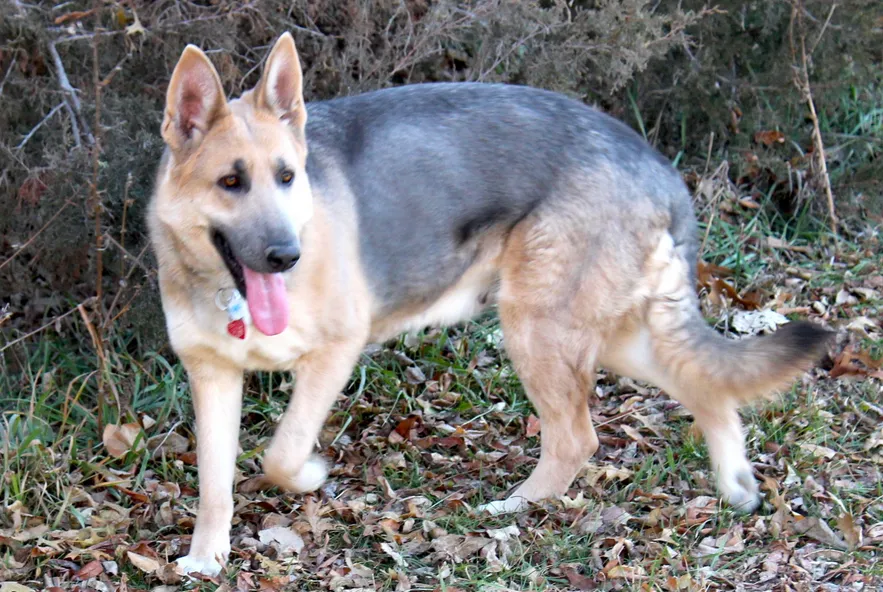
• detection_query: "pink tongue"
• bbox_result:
[242,267,289,336]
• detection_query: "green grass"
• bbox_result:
[3,264,881,590]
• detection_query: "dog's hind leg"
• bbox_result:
[602,326,760,512]
[601,232,831,512]
[481,305,601,515]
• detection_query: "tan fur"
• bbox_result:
[152,35,830,575]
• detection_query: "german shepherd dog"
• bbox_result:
[149,33,830,574]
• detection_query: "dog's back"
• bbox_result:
[304,83,696,313]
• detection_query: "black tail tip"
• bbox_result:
[776,321,835,362]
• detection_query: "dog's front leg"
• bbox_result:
[175,360,243,577]
[263,341,362,492]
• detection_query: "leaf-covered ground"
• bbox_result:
[1,176,881,591]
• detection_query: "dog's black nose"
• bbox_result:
[265,244,300,272]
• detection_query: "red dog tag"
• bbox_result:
[217,288,248,340]
[227,318,246,339]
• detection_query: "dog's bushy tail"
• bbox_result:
[645,238,833,404]
[651,313,831,404]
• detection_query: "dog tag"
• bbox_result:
[227,318,246,339]
[217,289,247,340]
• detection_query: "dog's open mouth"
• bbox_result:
[210,228,291,336]
[211,229,247,297]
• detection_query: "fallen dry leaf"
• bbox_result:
[390,415,421,443]
[74,559,104,579]
[525,414,541,437]
[754,129,786,146]
[852,286,880,301]
[486,524,520,541]
[54,9,98,25]
[792,517,848,550]
[605,563,646,581]
[258,575,293,591]
[835,288,858,307]
[431,534,492,562]
[731,310,789,335]
[799,443,837,460]
[127,550,160,574]
[0,585,36,592]
[697,261,763,310]
[149,431,190,456]
[766,236,812,253]
[846,316,880,339]
[695,524,745,557]
[394,570,411,592]
[836,513,862,550]
[103,423,145,458]
[563,565,597,590]
[830,345,883,379]
[380,541,408,568]
[258,525,304,555]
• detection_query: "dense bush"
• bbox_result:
[0,0,880,345]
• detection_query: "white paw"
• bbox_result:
[478,496,531,515]
[175,553,224,577]
[718,468,761,513]
[290,455,328,493]
[265,453,329,493]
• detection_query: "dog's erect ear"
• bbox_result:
[254,32,306,132]
[161,45,228,152]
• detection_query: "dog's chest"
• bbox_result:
[239,329,308,370]
[189,304,309,371]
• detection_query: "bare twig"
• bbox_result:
[790,1,838,238]
[77,300,123,428]
[91,32,104,313]
[15,102,65,150]
[0,297,96,354]
[703,132,715,175]
[0,199,75,272]
[62,101,82,149]
[89,6,107,430]
[107,281,149,326]
[0,54,17,97]
[103,235,153,277]
[809,3,837,55]
[119,173,133,278]
[103,239,152,329]
[47,40,94,146]
[99,55,129,88]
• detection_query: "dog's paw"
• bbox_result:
[719,468,761,513]
[290,455,328,493]
[175,553,224,577]
[264,453,328,493]
[477,496,530,516]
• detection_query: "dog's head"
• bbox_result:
[154,33,311,335]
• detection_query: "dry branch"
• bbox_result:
[15,102,64,150]
[48,40,95,147]
[0,54,16,97]
[790,1,838,238]
[0,297,96,354]
[0,199,75,272]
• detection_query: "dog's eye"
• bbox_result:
[279,170,294,186]
[219,175,242,190]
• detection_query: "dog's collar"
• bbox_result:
[216,288,248,339]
